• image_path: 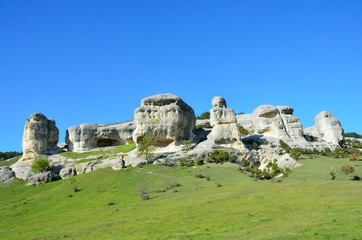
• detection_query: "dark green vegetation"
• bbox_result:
[196,111,210,120]
[345,132,362,139]
[0,151,22,161]
[31,157,51,173]
[0,155,361,239]
[59,143,136,159]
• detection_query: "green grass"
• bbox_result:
[59,143,136,159]
[0,156,21,167]
[0,156,361,239]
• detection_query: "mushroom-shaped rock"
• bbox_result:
[132,93,196,145]
[66,121,135,152]
[22,113,59,163]
[212,96,227,108]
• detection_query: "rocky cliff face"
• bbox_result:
[132,93,196,145]
[22,113,59,163]
[66,121,135,152]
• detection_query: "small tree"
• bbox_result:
[31,156,51,173]
[197,112,210,120]
[340,164,355,180]
[138,133,155,163]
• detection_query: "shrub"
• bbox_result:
[108,202,114,206]
[241,158,250,167]
[252,142,259,150]
[137,133,155,162]
[345,132,362,138]
[238,124,249,136]
[207,150,236,164]
[139,185,149,200]
[340,164,355,180]
[349,156,357,162]
[196,157,204,165]
[279,140,291,153]
[183,140,192,152]
[179,157,188,166]
[197,112,210,120]
[290,148,303,160]
[31,156,51,173]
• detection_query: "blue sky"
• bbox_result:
[1,0,361,152]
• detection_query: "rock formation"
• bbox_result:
[196,96,245,150]
[132,93,196,145]
[66,121,135,152]
[304,111,344,146]
[22,113,59,163]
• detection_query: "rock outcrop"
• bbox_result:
[304,111,344,146]
[132,93,196,145]
[59,167,77,179]
[66,121,135,152]
[196,96,245,150]
[0,167,14,181]
[22,113,59,163]
[27,171,52,186]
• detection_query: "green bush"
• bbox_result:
[179,157,188,166]
[252,142,259,150]
[196,157,204,165]
[241,158,250,167]
[31,157,51,173]
[290,148,303,160]
[207,150,237,164]
[197,112,210,120]
[279,140,291,153]
[238,124,249,136]
[340,164,355,180]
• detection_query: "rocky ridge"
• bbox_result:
[2,93,347,185]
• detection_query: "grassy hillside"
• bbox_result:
[0,156,361,239]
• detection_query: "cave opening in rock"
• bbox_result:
[96,139,121,148]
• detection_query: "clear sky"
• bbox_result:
[1,0,361,152]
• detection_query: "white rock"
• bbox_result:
[132,93,196,145]
[0,167,14,181]
[21,113,59,163]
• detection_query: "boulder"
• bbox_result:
[75,161,100,174]
[10,160,33,181]
[66,121,135,152]
[0,167,14,181]
[22,113,59,163]
[27,171,52,185]
[132,93,196,144]
[236,114,254,130]
[305,111,344,146]
[59,167,77,179]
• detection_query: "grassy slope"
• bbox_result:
[0,156,361,240]
[59,143,136,159]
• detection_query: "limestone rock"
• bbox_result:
[196,96,245,150]
[196,119,211,129]
[66,121,135,152]
[10,160,33,181]
[305,111,345,146]
[59,167,77,179]
[0,167,14,181]
[236,114,254,130]
[22,113,59,163]
[253,105,289,138]
[132,93,196,145]
[27,171,52,185]
[93,158,125,170]
[212,96,227,108]
[75,161,100,174]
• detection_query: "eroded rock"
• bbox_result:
[132,93,196,145]
[22,113,59,163]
